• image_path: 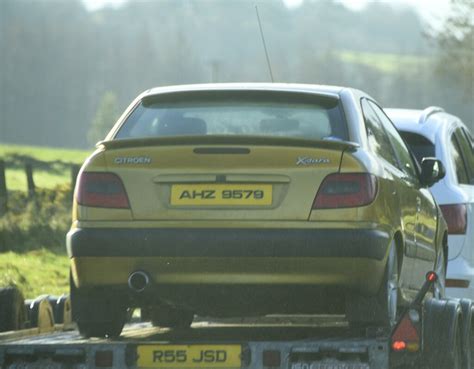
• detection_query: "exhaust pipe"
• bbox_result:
[128,271,150,292]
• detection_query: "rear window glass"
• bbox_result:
[115,92,348,141]
[399,131,435,164]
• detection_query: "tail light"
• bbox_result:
[95,350,114,367]
[313,173,377,209]
[446,279,470,288]
[76,172,130,209]
[439,204,467,234]
[391,311,421,352]
[262,350,281,367]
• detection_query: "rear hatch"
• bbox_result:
[100,89,353,221]
[102,137,353,221]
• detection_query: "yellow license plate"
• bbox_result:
[137,344,242,368]
[170,184,272,206]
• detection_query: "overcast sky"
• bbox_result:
[82,0,451,24]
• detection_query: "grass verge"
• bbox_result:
[0,249,69,299]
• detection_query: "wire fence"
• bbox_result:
[0,159,80,216]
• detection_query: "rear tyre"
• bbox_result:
[424,298,463,369]
[70,272,127,338]
[0,286,26,332]
[150,305,194,329]
[346,240,399,328]
[459,299,474,369]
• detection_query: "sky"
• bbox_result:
[82,0,451,24]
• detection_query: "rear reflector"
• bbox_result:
[439,203,467,234]
[391,313,420,353]
[95,350,113,367]
[262,350,281,367]
[76,172,130,209]
[426,271,438,283]
[313,173,377,209]
[446,279,470,288]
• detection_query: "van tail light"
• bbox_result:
[391,311,421,352]
[439,204,467,234]
[76,172,130,209]
[313,173,377,209]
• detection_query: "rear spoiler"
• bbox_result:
[98,136,359,152]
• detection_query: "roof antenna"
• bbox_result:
[255,5,275,82]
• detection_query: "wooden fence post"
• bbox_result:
[25,163,36,199]
[0,160,7,214]
[70,165,80,192]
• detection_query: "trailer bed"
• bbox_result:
[0,316,389,369]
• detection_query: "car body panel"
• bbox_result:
[71,256,385,291]
[387,107,473,299]
[69,84,447,317]
[101,144,343,221]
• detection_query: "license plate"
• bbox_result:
[170,184,272,206]
[137,344,242,368]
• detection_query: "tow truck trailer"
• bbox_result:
[0,273,473,369]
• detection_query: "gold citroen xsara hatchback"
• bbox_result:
[68,84,448,337]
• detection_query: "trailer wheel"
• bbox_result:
[346,240,399,328]
[424,298,463,369]
[150,305,194,329]
[70,272,126,338]
[459,299,474,369]
[0,286,26,332]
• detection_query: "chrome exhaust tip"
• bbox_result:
[128,271,150,292]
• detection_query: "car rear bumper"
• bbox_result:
[68,227,390,296]
[67,227,390,259]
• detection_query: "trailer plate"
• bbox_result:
[136,344,241,368]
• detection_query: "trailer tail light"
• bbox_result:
[427,271,438,283]
[392,341,406,351]
[76,172,130,209]
[262,350,281,367]
[439,204,467,234]
[313,173,377,209]
[391,312,421,353]
[95,350,113,367]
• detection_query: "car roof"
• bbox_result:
[143,83,348,99]
[386,107,461,143]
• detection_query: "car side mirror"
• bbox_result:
[420,157,445,187]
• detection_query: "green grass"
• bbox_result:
[0,249,69,298]
[0,148,82,299]
[4,167,73,192]
[0,144,90,164]
[337,50,431,74]
[0,143,91,191]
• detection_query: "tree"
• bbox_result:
[432,0,474,97]
[87,92,119,146]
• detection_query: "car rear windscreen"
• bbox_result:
[115,91,348,141]
[399,131,435,163]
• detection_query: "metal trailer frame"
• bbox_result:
[0,272,470,369]
[0,330,389,369]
